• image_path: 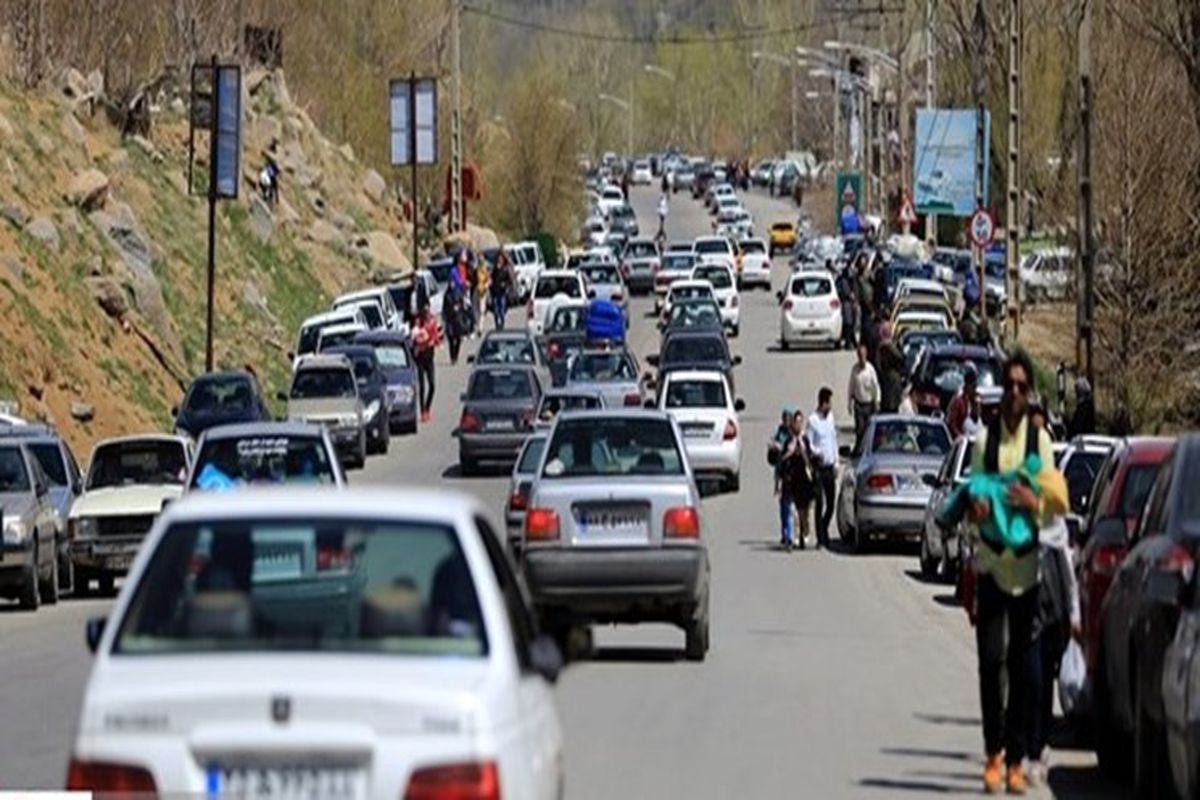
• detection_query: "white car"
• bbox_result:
[658,370,744,493]
[1019,248,1074,303]
[316,321,369,353]
[692,236,737,275]
[527,270,586,335]
[690,262,740,336]
[707,183,735,212]
[737,238,772,290]
[294,308,367,369]
[333,287,403,333]
[597,184,626,217]
[505,241,546,302]
[630,160,653,185]
[68,488,565,799]
[661,278,715,321]
[894,277,953,310]
[779,270,842,349]
[654,251,699,311]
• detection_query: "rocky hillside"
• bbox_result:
[0,67,494,457]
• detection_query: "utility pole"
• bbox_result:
[925,0,938,244]
[1005,0,1023,340]
[790,55,799,151]
[1077,0,1095,386]
[450,0,463,233]
[973,0,988,329]
[832,74,840,167]
[628,74,636,155]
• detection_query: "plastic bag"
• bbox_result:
[1058,639,1086,716]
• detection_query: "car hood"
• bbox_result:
[0,492,36,521]
[178,408,258,434]
[288,398,361,420]
[70,485,184,519]
[382,368,416,387]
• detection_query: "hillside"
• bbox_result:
[0,67,490,457]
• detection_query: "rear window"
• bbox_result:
[291,368,356,400]
[468,370,534,401]
[582,265,620,284]
[1120,464,1161,520]
[671,284,713,303]
[668,301,721,328]
[373,345,411,370]
[663,336,726,365]
[695,240,730,255]
[318,330,360,351]
[28,443,67,486]
[662,254,696,271]
[569,352,636,382]
[665,380,726,409]
[538,394,601,423]
[518,438,548,473]
[185,377,254,414]
[114,518,486,657]
[542,417,684,478]
[626,241,657,259]
[694,266,732,289]
[1064,451,1107,514]
[356,304,383,329]
[740,241,766,255]
[87,441,187,490]
[928,357,1000,393]
[478,337,536,366]
[0,446,30,492]
[192,436,337,490]
[535,276,582,299]
[790,276,833,297]
[548,306,586,333]
[871,421,950,456]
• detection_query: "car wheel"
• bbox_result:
[684,592,710,662]
[460,455,477,477]
[74,566,92,597]
[780,337,790,351]
[726,473,740,493]
[18,560,39,611]
[1134,666,1169,797]
[1094,647,1133,779]
[58,552,73,594]
[40,548,59,605]
[731,324,739,338]
[840,506,861,553]
[99,573,116,597]
[919,537,939,579]
[377,419,390,455]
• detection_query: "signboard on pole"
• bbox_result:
[389,78,438,166]
[213,65,242,199]
[968,207,996,249]
[913,109,990,217]
[835,172,863,235]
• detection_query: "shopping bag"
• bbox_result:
[1058,639,1087,716]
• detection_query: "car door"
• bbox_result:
[27,454,57,565]
[1163,581,1200,795]
[924,441,958,544]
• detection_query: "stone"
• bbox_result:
[85,69,104,97]
[0,111,13,138]
[445,223,502,253]
[57,207,83,237]
[331,210,356,232]
[61,68,88,99]
[60,113,87,145]
[307,219,343,246]
[70,402,95,423]
[24,217,60,252]
[130,135,163,164]
[254,115,283,145]
[362,169,386,204]
[87,255,104,276]
[169,97,186,115]
[294,163,321,189]
[307,191,327,216]
[276,196,300,226]
[2,201,29,229]
[27,381,44,401]
[89,203,176,354]
[66,168,110,211]
[242,281,269,314]
[338,143,355,162]
[1,255,25,284]
[361,230,412,276]
[246,68,270,96]
[88,277,128,318]
[248,195,273,242]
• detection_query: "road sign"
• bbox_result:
[969,208,995,248]
[898,194,917,226]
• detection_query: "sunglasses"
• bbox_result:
[1005,378,1031,395]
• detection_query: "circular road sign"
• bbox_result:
[969,208,995,249]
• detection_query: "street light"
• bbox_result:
[823,40,900,73]
[598,92,633,155]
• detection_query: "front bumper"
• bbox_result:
[327,425,364,456]
[626,269,655,292]
[0,539,35,577]
[782,314,841,344]
[858,496,929,537]
[459,431,530,463]
[70,537,141,574]
[389,401,418,427]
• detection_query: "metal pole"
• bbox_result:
[973,0,988,329]
[410,72,419,276]
[877,90,887,219]
[790,57,798,151]
[863,87,873,216]
[832,75,840,167]
[628,75,635,155]
[1078,0,1095,386]
[451,0,463,232]
[1006,0,1022,339]
[926,0,938,244]
[205,54,218,373]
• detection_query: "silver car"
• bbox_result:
[919,435,974,580]
[579,262,628,318]
[0,441,63,608]
[521,410,710,660]
[565,346,645,409]
[837,415,952,553]
[186,422,347,492]
[505,432,549,553]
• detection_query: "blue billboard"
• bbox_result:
[913,109,989,217]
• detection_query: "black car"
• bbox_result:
[324,345,391,455]
[173,371,271,440]
[609,204,639,238]
[1094,435,1199,795]
[908,344,1003,415]
[648,329,741,396]
[899,328,964,377]
[354,330,419,435]
[456,365,542,475]
[540,303,589,387]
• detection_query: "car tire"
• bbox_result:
[731,324,739,338]
[1134,665,1169,798]
[919,537,939,579]
[74,566,92,597]
[460,455,477,477]
[780,337,790,351]
[378,419,390,455]
[18,560,40,611]
[726,473,740,493]
[1094,648,1133,779]
[99,573,116,597]
[40,549,59,605]
[840,506,861,554]
[684,591,710,662]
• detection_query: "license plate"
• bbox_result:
[578,507,647,533]
[485,418,515,431]
[683,424,711,438]
[207,764,364,800]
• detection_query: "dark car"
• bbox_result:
[1094,436,1199,793]
[660,298,724,334]
[324,345,391,455]
[540,302,589,387]
[609,204,639,238]
[456,365,542,475]
[908,344,1003,415]
[173,371,271,440]
[649,329,741,396]
[884,257,935,304]
[354,330,419,435]
[899,328,963,376]
[471,329,553,390]
[692,164,715,198]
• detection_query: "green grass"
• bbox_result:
[5,283,67,359]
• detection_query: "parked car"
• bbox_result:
[472,329,554,392]
[283,354,367,469]
[173,371,271,441]
[908,345,1004,415]
[899,329,963,375]
[661,279,716,321]
[355,330,419,435]
[837,415,952,553]
[630,159,653,184]
[620,238,662,296]
[1094,435,1199,795]
[506,432,549,553]
[0,441,64,608]
[316,321,369,352]
[1057,435,1117,540]
[690,262,740,336]
[737,238,772,290]
[522,410,710,659]
[528,270,586,335]
[456,365,543,475]
[778,270,842,350]
[186,422,345,492]
[565,345,644,409]
[69,488,565,799]
[661,298,725,335]
[324,345,391,456]
[292,307,367,369]
[653,251,697,311]
[608,204,639,238]
[1020,247,1074,303]
[333,286,404,333]
[68,435,192,597]
[657,370,745,493]
[919,434,973,579]
[692,235,738,275]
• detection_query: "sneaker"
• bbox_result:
[982,754,1004,795]
[1025,758,1047,788]
[1005,764,1026,795]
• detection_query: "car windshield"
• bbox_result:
[479,337,536,365]
[668,301,721,328]
[535,276,581,299]
[28,443,67,486]
[930,357,1000,392]
[427,260,453,285]
[87,441,187,489]
[665,379,727,409]
[790,276,832,297]
[185,377,254,414]
[694,267,732,289]
[626,241,657,259]
[663,336,727,366]
[372,345,410,370]
[0,446,30,492]
[871,421,951,456]
[548,306,586,333]
[902,331,962,360]
[468,370,534,401]
[582,265,620,284]
[113,518,486,657]
[570,352,636,382]
[191,436,337,490]
[291,367,356,400]
[741,241,766,254]
[772,223,794,232]
[542,417,684,478]
[318,330,361,351]
[1064,451,1108,514]
[671,285,713,303]
[1120,463,1161,519]
[695,240,730,255]
[538,394,601,422]
[518,438,547,473]
[662,254,696,271]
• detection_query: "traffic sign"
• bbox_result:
[898,194,917,225]
[968,208,995,248]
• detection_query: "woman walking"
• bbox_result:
[774,409,815,551]
[412,303,441,424]
[442,282,467,365]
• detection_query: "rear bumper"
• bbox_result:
[858,497,928,537]
[459,431,530,462]
[740,270,772,287]
[782,314,841,343]
[626,271,655,292]
[683,440,741,477]
[70,537,141,574]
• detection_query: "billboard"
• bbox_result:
[390,78,438,166]
[913,109,989,217]
[835,172,862,234]
[213,65,241,199]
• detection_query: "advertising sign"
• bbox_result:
[913,109,989,217]
[835,172,863,235]
[390,78,438,166]
[213,65,242,199]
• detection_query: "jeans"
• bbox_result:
[778,493,794,545]
[492,293,508,329]
[447,333,462,364]
[853,401,876,454]
[976,573,1038,765]
[813,466,836,545]
[416,353,435,413]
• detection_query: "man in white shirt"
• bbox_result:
[847,343,881,453]
[806,386,839,549]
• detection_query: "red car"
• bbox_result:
[1077,437,1173,679]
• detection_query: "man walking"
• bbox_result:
[847,344,880,454]
[657,193,669,239]
[807,387,838,549]
[947,367,978,438]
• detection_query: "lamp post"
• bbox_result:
[643,64,677,146]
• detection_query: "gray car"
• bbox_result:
[283,354,367,469]
[521,410,710,660]
[0,441,65,608]
[505,432,549,553]
[621,238,661,296]
[579,262,628,318]
[565,346,644,409]
[470,329,553,391]
[837,415,952,553]
[456,365,543,475]
[919,434,973,580]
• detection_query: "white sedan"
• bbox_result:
[68,488,565,800]
[737,238,772,290]
[658,370,744,493]
[778,270,842,349]
[690,261,740,336]
[527,270,586,334]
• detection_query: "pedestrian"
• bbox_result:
[775,409,814,550]
[966,350,1068,795]
[661,171,669,194]
[411,303,441,424]
[835,264,858,350]
[947,367,979,439]
[476,258,491,329]
[878,323,905,413]
[442,282,467,365]
[771,408,796,549]
[962,391,984,440]
[806,387,838,549]
[1068,378,1096,438]
[657,193,669,238]
[863,306,885,367]
[491,251,513,329]
[847,344,881,454]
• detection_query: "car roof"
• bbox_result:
[871,413,948,428]
[0,423,60,442]
[482,329,535,342]
[354,330,412,347]
[199,421,326,441]
[1120,436,1176,463]
[927,343,998,359]
[301,308,358,327]
[323,344,377,360]
[554,408,672,423]
[319,322,367,335]
[790,269,833,280]
[334,288,386,304]
[1067,434,1118,453]
[537,270,579,280]
[296,353,353,370]
[92,434,190,450]
[662,369,730,384]
[470,363,538,375]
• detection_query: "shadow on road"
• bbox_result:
[440,463,511,480]
[903,568,952,587]
[913,712,981,728]
[1047,763,1128,799]
[588,646,684,664]
[858,776,974,794]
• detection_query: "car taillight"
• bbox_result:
[509,487,529,512]
[1092,543,1127,577]
[731,295,739,307]
[623,392,642,407]
[404,761,500,800]
[1159,544,1195,581]
[865,473,895,493]
[460,411,482,433]
[723,419,738,441]
[783,299,794,311]
[612,292,624,302]
[664,507,700,539]
[525,508,561,541]
[547,341,562,359]
[830,298,841,311]
[67,759,157,793]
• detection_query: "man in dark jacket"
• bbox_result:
[1068,378,1096,437]
[877,323,906,412]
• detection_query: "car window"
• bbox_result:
[1179,452,1200,531]
[518,437,548,473]
[790,276,833,297]
[479,338,536,365]
[297,325,322,357]
[665,379,727,409]
[535,276,582,299]
[114,518,487,657]
[663,336,727,365]
[469,370,534,401]
[0,446,30,492]
[740,241,766,255]
[548,306,587,333]
[538,394,600,422]
[186,377,254,414]
[291,368,357,400]
[354,304,383,329]
[1064,451,1107,514]
[474,515,535,670]
[626,242,657,258]
[671,284,713,303]
[373,345,411,370]
[662,254,696,271]
[1138,456,1175,539]
[695,240,730,255]
[1120,463,1161,521]
[668,302,721,327]
[542,417,684,478]
[582,265,620,284]
[319,329,362,351]
[870,421,951,456]
[192,435,337,490]
[928,357,1000,393]
[87,441,188,489]
[28,443,68,486]
[569,352,636,382]
[344,353,378,383]
[694,267,732,289]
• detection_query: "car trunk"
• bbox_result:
[536,477,693,548]
[464,398,532,433]
[787,293,835,320]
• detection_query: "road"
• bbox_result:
[0,186,1117,798]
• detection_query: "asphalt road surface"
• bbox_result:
[0,186,1119,798]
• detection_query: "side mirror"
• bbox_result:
[732,355,743,366]
[922,474,940,488]
[529,634,564,683]
[646,354,660,367]
[839,444,853,459]
[275,391,288,403]
[85,616,106,654]
[734,398,746,413]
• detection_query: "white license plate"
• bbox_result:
[207,764,364,799]
[486,418,515,431]
[683,426,711,439]
[579,509,648,534]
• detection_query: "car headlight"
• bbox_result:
[341,414,361,428]
[390,385,415,405]
[69,517,98,540]
[2,518,28,545]
[364,400,381,421]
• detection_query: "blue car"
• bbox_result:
[355,330,419,435]
[173,371,271,440]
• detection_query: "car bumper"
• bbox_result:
[0,540,35,575]
[626,271,655,292]
[326,426,364,454]
[389,401,417,426]
[720,307,740,328]
[459,431,530,462]
[858,497,929,537]
[741,270,771,287]
[782,314,841,343]
[770,239,796,252]
[683,440,741,478]
[70,537,141,574]
[525,546,708,618]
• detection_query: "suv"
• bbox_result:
[0,441,63,608]
[284,354,368,469]
[324,345,391,456]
